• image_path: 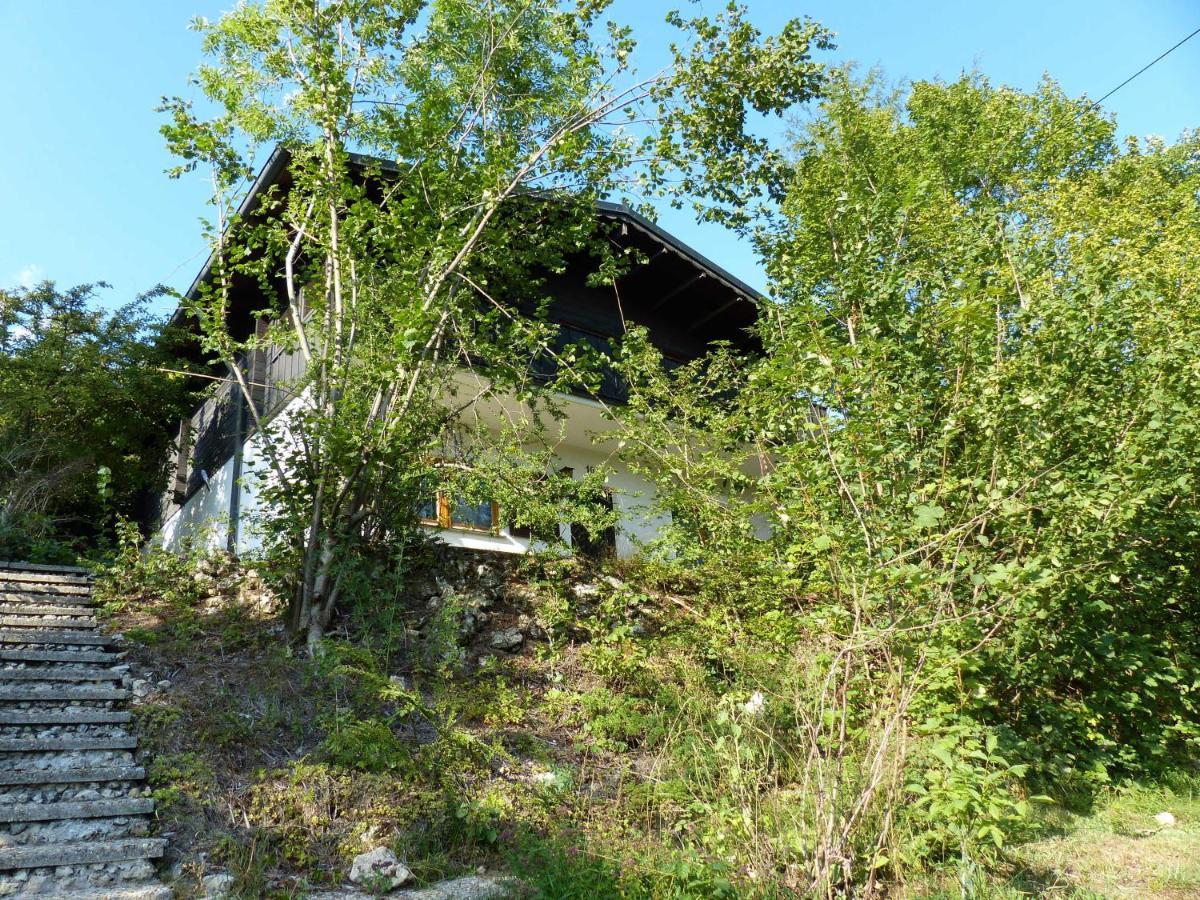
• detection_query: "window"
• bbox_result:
[418,492,500,533]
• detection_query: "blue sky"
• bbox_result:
[1,1,1198,312]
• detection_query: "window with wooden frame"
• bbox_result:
[418,492,501,533]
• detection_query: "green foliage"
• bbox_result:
[504,835,628,899]
[904,723,1041,869]
[505,833,747,899]
[419,590,469,676]
[0,513,78,565]
[214,829,277,898]
[0,282,193,555]
[321,715,412,774]
[161,0,831,649]
[614,69,1200,886]
[95,520,206,612]
[574,685,662,753]
[147,751,217,810]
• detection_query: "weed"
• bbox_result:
[321,715,414,774]
[146,752,216,810]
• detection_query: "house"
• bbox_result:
[154,149,762,559]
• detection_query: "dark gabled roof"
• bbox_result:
[175,145,292,322]
[594,200,763,305]
[172,147,762,344]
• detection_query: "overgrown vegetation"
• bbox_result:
[607,70,1200,893]
[0,281,192,560]
[3,2,1196,896]
[162,0,829,649]
[99,539,1199,898]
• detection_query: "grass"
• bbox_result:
[903,775,1200,899]
[1011,776,1200,899]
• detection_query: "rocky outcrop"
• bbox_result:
[309,873,510,899]
[0,562,166,898]
[348,847,412,891]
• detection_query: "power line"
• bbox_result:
[1088,24,1200,111]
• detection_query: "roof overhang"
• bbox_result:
[170,147,763,346]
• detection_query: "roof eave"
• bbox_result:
[171,148,764,326]
[595,200,765,306]
[168,146,293,328]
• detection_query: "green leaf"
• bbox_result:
[913,504,946,529]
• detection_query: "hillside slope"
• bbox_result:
[96,548,1200,899]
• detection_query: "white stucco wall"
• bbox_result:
[153,453,235,553]
[155,388,674,560]
[551,442,670,559]
[155,392,305,556]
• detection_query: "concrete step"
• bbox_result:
[0,561,91,576]
[0,588,91,602]
[0,629,114,646]
[48,888,171,900]
[0,569,92,584]
[0,735,138,752]
[0,580,93,592]
[0,615,98,629]
[0,593,96,609]
[0,579,93,592]
[0,709,131,725]
[0,666,123,682]
[0,576,92,590]
[0,797,155,824]
[0,603,100,616]
[0,765,145,786]
[0,649,123,665]
[0,589,95,602]
[0,837,165,870]
[0,579,92,593]
[0,685,129,701]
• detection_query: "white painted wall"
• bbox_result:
[153,452,234,553]
[155,392,306,556]
[155,389,674,560]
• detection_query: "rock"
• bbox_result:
[349,847,412,892]
[309,874,509,900]
[571,582,601,600]
[408,875,508,899]
[203,872,237,898]
[389,674,412,692]
[517,614,545,641]
[1155,811,1177,827]
[602,575,625,590]
[489,628,524,651]
[157,679,172,690]
[462,591,493,611]
[742,691,765,716]
[130,678,153,699]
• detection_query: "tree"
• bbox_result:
[161,0,831,650]
[613,71,1200,882]
[0,281,194,559]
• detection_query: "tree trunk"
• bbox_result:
[299,538,337,655]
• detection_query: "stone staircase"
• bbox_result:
[0,562,167,899]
